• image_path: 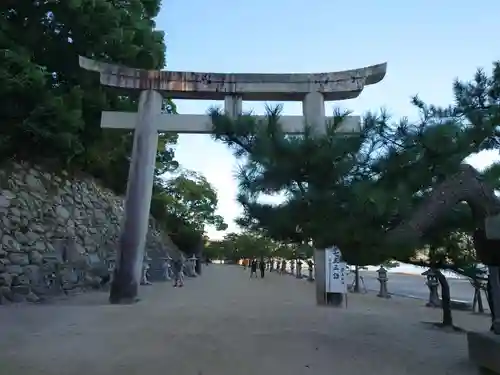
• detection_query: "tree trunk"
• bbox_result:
[385,163,500,332]
[472,280,484,313]
[486,270,500,333]
[387,164,500,247]
[353,266,360,293]
[436,269,453,326]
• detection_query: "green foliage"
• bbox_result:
[205,232,285,261]
[374,63,500,268]
[1,1,227,253]
[1,0,181,193]
[204,240,227,260]
[150,170,227,253]
[212,62,500,270]
[1,0,166,171]
[211,105,395,265]
[158,170,227,231]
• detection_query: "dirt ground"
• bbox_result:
[0,265,491,375]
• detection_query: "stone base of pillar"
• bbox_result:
[109,270,140,304]
[325,292,344,306]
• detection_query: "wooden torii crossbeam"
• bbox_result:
[79,56,387,305]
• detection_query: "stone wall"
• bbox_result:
[0,162,180,304]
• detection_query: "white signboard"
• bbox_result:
[325,247,347,293]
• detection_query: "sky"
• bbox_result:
[156,0,500,239]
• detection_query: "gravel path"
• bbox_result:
[0,265,490,375]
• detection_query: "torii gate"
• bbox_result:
[79,56,387,305]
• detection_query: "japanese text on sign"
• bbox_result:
[325,247,347,293]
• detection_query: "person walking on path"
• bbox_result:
[172,258,184,287]
[259,259,265,278]
[250,259,257,278]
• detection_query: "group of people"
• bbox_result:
[275,259,288,275]
[242,258,310,277]
[243,258,266,278]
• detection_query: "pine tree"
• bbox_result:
[1,0,167,177]
[380,63,500,329]
[211,62,500,328]
[211,106,397,266]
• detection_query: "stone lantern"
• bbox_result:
[106,255,116,281]
[377,266,390,298]
[422,268,440,307]
[141,255,152,285]
[188,255,197,277]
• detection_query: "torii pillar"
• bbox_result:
[79,56,386,304]
[111,89,161,303]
